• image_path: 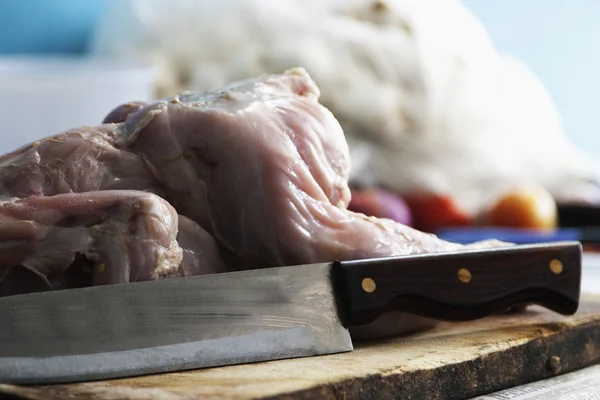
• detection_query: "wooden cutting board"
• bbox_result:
[2,294,600,400]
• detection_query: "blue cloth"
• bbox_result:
[0,0,107,54]
[435,227,583,244]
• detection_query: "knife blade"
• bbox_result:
[0,241,582,384]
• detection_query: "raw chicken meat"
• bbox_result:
[0,68,499,300]
[0,191,182,286]
[0,119,221,293]
[120,67,493,272]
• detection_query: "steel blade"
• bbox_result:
[0,262,352,384]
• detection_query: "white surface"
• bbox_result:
[0,55,156,154]
[473,363,600,399]
[582,253,600,295]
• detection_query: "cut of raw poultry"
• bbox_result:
[0,68,501,297]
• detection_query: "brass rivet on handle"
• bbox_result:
[550,259,563,274]
[549,356,562,374]
[362,278,377,293]
[458,268,472,283]
[97,263,106,274]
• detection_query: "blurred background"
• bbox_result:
[1,0,598,158]
[1,0,600,280]
[463,0,600,162]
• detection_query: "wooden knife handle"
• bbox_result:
[332,241,582,326]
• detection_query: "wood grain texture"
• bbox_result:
[2,294,600,400]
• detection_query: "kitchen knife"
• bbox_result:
[0,241,581,385]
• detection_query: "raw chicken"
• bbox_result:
[0,190,182,287]
[0,68,499,300]
[0,123,221,293]
[176,215,228,276]
[119,67,493,272]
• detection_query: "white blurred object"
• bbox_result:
[582,253,600,295]
[91,0,600,216]
[0,56,156,155]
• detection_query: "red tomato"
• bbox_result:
[404,195,470,233]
